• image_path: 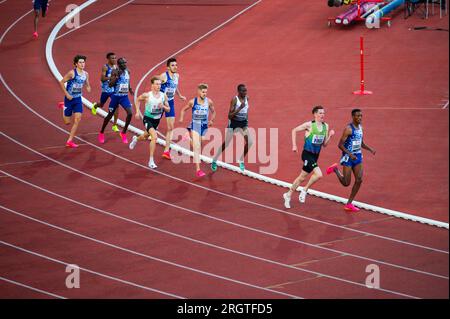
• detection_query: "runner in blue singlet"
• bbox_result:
[59,54,91,148]
[91,52,120,132]
[179,83,216,178]
[98,57,134,144]
[160,58,186,160]
[326,109,376,212]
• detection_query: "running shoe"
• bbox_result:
[162,151,171,160]
[112,125,120,132]
[119,132,128,144]
[148,159,157,169]
[344,203,360,212]
[98,132,105,144]
[196,170,206,177]
[283,192,291,209]
[129,135,138,150]
[239,161,245,172]
[91,103,98,115]
[57,101,64,109]
[211,160,217,172]
[326,163,339,175]
[33,31,38,39]
[66,140,78,148]
[299,189,307,203]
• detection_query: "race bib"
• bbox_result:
[118,83,129,93]
[72,83,82,93]
[193,110,207,121]
[312,135,325,145]
[352,140,361,151]
[165,88,175,99]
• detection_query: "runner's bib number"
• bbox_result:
[312,135,325,145]
[193,110,207,121]
[118,83,129,94]
[72,83,82,93]
[352,140,361,152]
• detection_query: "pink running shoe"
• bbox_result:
[344,203,360,212]
[33,31,38,39]
[98,133,105,144]
[162,151,171,160]
[66,140,78,148]
[196,170,206,177]
[326,163,338,175]
[120,132,128,144]
[57,101,64,109]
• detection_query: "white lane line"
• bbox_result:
[0,205,303,299]
[0,159,49,167]
[0,276,66,299]
[3,169,444,299]
[1,139,447,282]
[56,0,135,40]
[0,240,184,299]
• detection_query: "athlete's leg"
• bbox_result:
[113,108,119,127]
[191,130,202,172]
[238,127,253,162]
[100,110,115,133]
[122,106,132,134]
[334,165,352,187]
[288,170,309,195]
[213,128,233,162]
[148,128,157,160]
[164,117,175,153]
[34,10,40,34]
[304,167,323,192]
[347,164,363,204]
[68,112,82,142]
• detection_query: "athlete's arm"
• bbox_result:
[59,70,75,100]
[175,75,186,101]
[291,121,311,152]
[362,140,376,155]
[100,65,109,82]
[162,94,171,113]
[85,72,91,93]
[108,69,118,87]
[179,99,194,123]
[159,72,167,83]
[208,99,216,127]
[134,93,148,119]
[338,126,356,160]
[322,123,335,147]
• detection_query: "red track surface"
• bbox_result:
[0,0,448,299]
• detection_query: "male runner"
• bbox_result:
[283,106,335,208]
[59,54,91,148]
[98,57,134,144]
[160,58,186,160]
[33,0,50,38]
[326,108,376,212]
[129,76,170,169]
[179,83,216,177]
[91,52,120,132]
[211,84,252,172]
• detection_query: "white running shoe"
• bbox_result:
[148,158,157,169]
[299,189,307,203]
[283,192,291,209]
[129,135,138,150]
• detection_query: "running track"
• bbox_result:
[0,0,448,298]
